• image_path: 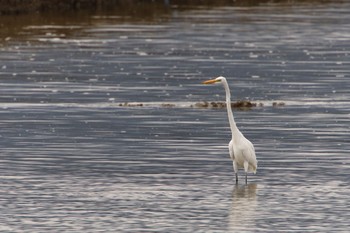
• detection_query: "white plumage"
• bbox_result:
[203,76,257,183]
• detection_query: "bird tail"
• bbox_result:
[252,162,258,174]
[255,162,258,174]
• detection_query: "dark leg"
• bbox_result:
[243,161,248,185]
[233,161,238,184]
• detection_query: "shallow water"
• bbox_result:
[1,1,350,232]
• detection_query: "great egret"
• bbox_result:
[202,76,257,184]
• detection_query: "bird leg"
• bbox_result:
[244,161,249,184]
[233,161,238,184]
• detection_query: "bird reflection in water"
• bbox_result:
[228,184,258,231]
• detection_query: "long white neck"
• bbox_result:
[221,78,239,139]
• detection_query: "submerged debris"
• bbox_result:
[118,102,143,107]
[194,100,259,109]
[161,103,176,108]
[272,102,286,107]
[232,100,257,108]
[117,101,285,109]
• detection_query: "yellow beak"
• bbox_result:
[202,79,218,84]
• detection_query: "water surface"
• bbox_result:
[0,1,350,232]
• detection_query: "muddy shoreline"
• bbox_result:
[0,0,338,15]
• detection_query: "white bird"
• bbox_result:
[202,76,257,184]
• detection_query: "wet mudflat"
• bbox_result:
[0,1,350,232]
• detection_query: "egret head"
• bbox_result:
[202,76,226,84]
